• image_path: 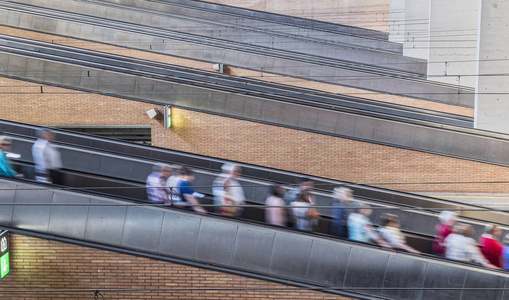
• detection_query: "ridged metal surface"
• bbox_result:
[8,0,421,74]
[0,178,508,300]
[3,120,509,236]
[0,1,474,105]
[0,52,495,169]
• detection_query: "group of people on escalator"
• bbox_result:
[3,130,509,271]
[433,210,509,269]
[0,129,61,183]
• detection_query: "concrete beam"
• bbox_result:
[403,0,430,60]
[428,0,480,88]
[475,0,509,133]
[389,0,405,43]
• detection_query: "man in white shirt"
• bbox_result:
[32,129,63,184]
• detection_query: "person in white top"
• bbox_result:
[444,224,497,268]
[378,213,420,254]
[32,129,63,184]
[217,164,246,217]
[265,185,286,226]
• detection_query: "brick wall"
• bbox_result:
[0,234,353,299]
[0,73,506,194]
[0,77,161,125]
[153,108,509,194]
[201,0,390,32]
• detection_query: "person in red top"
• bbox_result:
[432,211,457,255]
[479,224,503,268]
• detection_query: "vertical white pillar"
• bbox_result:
[475,0,509,132]
[427,0,480,88]
[389,0,405,43]
[403,0,430,59]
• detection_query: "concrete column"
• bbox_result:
[475,0,509,133]
[427,0,480,88]
[403,0,430,59]
[389,0,405,43]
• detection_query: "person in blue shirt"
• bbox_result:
[0,137,23,178]
[503,233,509,270]
[331,186,353,238]
[178,166,207,214]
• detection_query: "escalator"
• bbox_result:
[0,177,507,300]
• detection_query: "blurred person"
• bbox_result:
[222,165,246,217]
[166,164,183,205]
[331,186,354,238]
[503,233,509,270]
[31,129,63,184]
[0,137,23,178]
[212,163,232,212]
[265,184,286,226]
[479,224,503,268]
[284,177,314,227]
[146,164,172,204]
[432,211,457,256]
[290,192,319,231]
[178,166,207,214]
[348,202,391,249]
[445,224,497,268]
[378,213,420,254]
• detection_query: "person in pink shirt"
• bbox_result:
[265,185,286,226]
[479,224,503,268]
[432,211,457,256]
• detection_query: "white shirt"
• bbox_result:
[32,138,62,174]
[445,234,488,265]
[166,175,182,202]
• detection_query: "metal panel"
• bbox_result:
[224,94,246,117]
[12,185,53,232]
[486,139,509,165]
[243,98,264,120]
[0,52,10,73]
[98,156,135,180]
[158,212,202,259]
[390,123,417,147]
[231,226,275,273]
[381,255,427,300]
[343,247,389,295]
[47,192,90,239]
[460,269,506,300]
[7,55,28,77]
[195,219,238,266]
[59,64,83,86]
[261,101,283,123]
[121,206,164,252]
[316,109,339,134]
[421,262,467,299]
[279,104,301,127]
[84,199,127,246]
[10,140,33,163]
[298,107,319,130]
[5,11,20,27]
[269,233,313,277]
[306,239,351,286]
[353,117,376,141]
[125,160,153,183]
[207,93,227,113]
[67,150,103,173]
[0,181,16,226]
[335,114,357,137]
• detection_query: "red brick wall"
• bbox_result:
[0,234,353,299]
